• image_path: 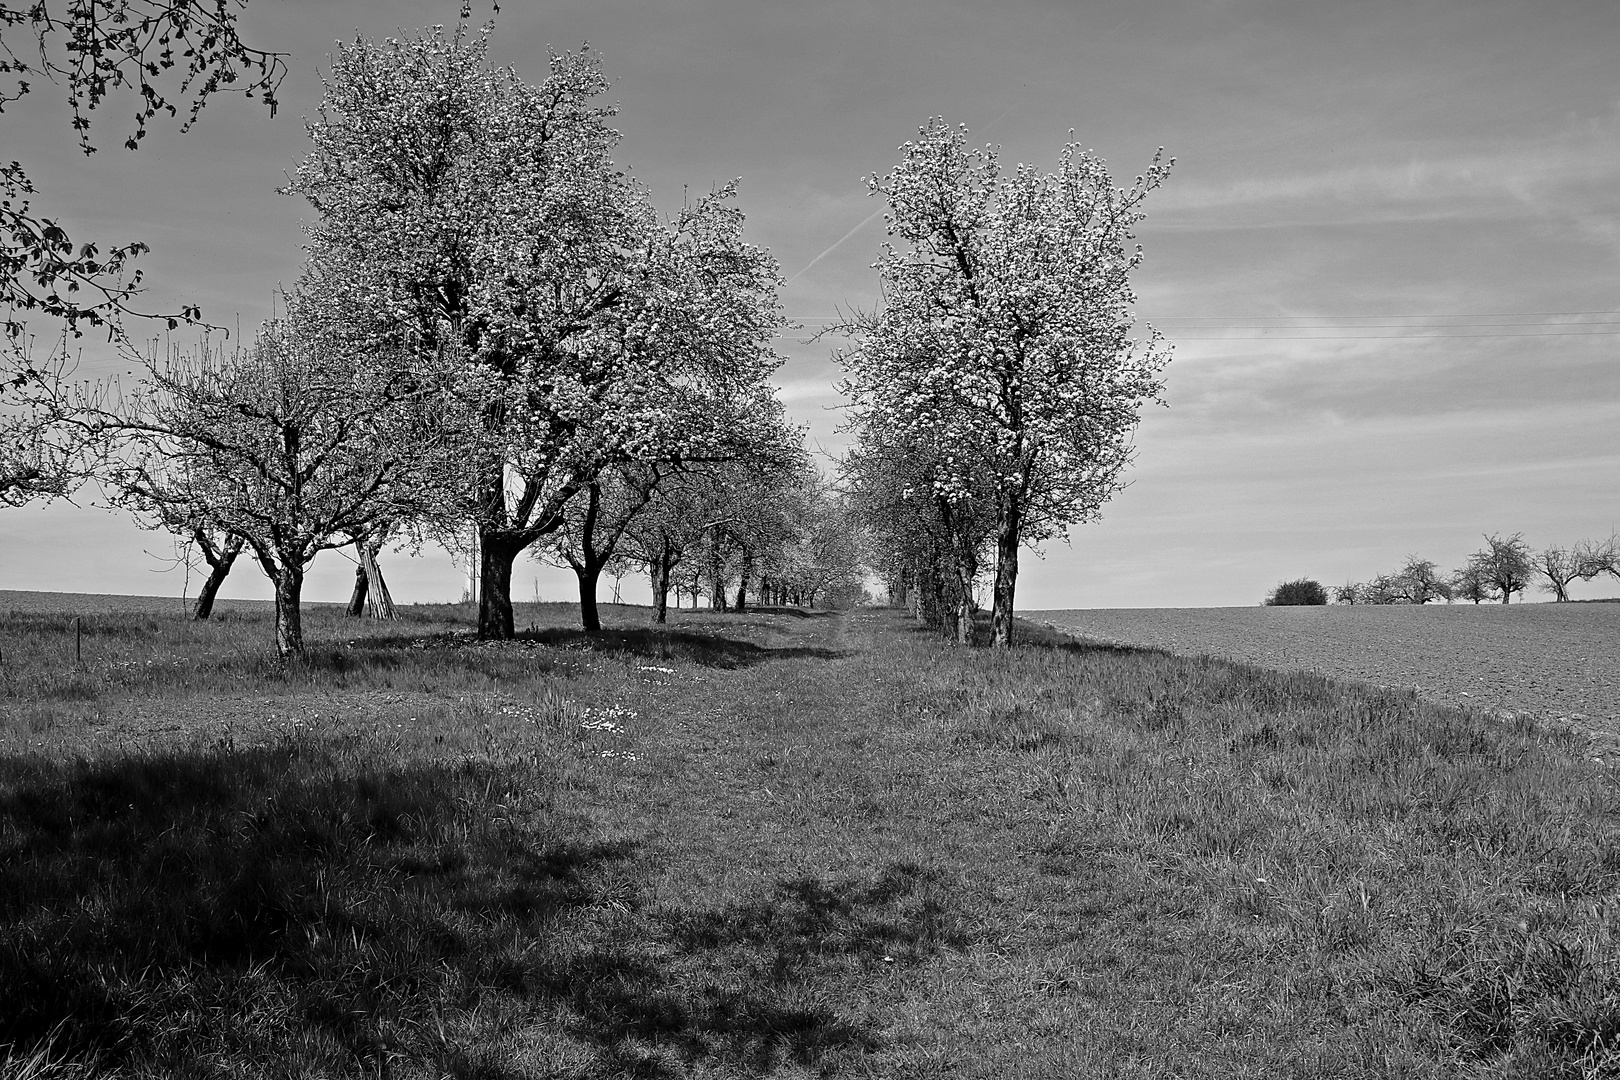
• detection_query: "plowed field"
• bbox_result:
[1035,602,1620,731]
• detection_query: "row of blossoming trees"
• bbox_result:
[7,26,865,657]
[837,121,1174,647]
[5,24,1167,657]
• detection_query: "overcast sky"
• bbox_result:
[3,0,1618,608]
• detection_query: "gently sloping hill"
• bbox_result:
[3,606,1619,1076]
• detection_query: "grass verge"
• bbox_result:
[2,604,1618,1077]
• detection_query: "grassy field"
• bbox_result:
[3,599,1620,1077]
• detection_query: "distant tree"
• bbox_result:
[1469,533,1535,605]
[1449,560,1496,605]
[620,471,708,625]
[771,484,865,611]
[840,411,995,643]
[1394,555,1452,604]
[1360,573,1405,605]
[1580,536,1619,584]
[1534,544,1606,602]
[1265,578,1327,606]
[1333,581,1362,604]
[538,464,667,634]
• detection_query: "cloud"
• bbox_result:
[1155,128,1620,231]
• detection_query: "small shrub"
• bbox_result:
[1264,579,1328,606]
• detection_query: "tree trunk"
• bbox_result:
[576,566,601,633]
[990,501,1022,648]
[191,533,244,621]
[272,563,305,659]
[477,528,520,639]
[650,540,675,624]
[708,539,728,611]
[734,547,754,612]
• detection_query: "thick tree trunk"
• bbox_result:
[191,533,244,621]
[650,540,676,624]
[272,564,305,659]
[477,529,520,639]
[649,558,668,624]
[990,502,1022,648]
[576,566,601,633]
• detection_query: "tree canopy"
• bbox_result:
[840,119,1171,644]
[286,26,785,639]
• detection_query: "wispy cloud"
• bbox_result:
[1157,129,1620,228]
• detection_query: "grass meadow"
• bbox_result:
[2,600,1619,1077]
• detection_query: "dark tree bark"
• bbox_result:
[253,554,307,660]
[648,536,678,624]
[477,529,521,639]
[707,534,729,611]
[571,483,606,634]
[191,530,244,621]
[274,568,304,658]
[990,499,1023,648]
[576,566,602,633]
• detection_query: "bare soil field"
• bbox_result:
[0,589,286,615]
[1036,602,1620,732]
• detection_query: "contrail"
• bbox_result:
[784,205,887,285]
[783,94,1030,286]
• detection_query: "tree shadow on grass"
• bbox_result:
[0,745,633,1073]
[0,747,960,1076]
[520,860,969,1076]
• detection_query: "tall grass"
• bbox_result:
[2,603,1617,1076]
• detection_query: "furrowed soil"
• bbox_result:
[1036,602,1620,733]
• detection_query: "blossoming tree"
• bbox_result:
[841,119,1173,646]
[288,27,783,638]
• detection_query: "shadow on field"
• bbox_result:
[527,860,965,1075]
[0,745,939,1074]
[0,745,633,1070]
